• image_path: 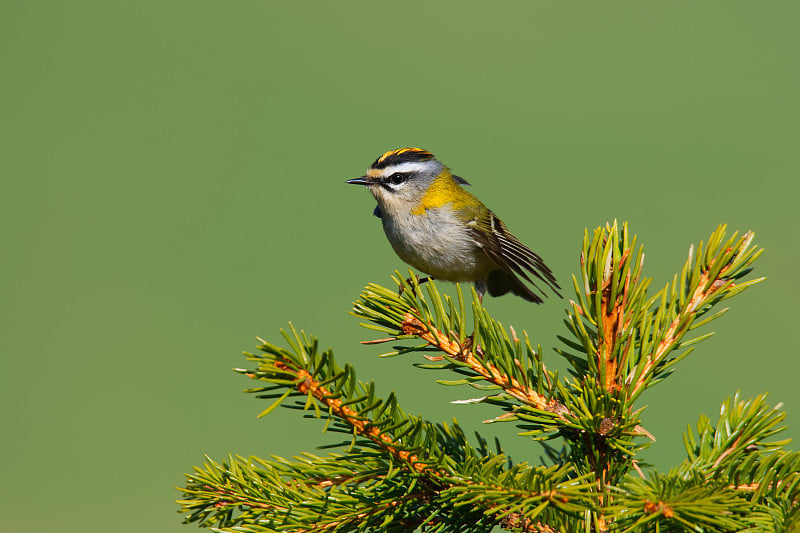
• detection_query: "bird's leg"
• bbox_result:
[461,332,483,360]
[474,280,487,303]
[467,282,487,355]
[398,274,434,296]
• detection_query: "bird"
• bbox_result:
[346,147,561,303]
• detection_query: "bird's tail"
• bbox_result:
[486,269,544,304]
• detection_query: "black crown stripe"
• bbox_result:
[371,148,434,169]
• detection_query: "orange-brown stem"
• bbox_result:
[499,515,559,533]
[597,250,631,392]
[643,499,674,518]
[243,353,580,529]
[274,361,429,473]
[630,266,729,397]
[400,314,567,415]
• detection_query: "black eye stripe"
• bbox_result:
[381,172,409,188]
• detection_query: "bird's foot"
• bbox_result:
[398,275,434,297]
[458,333,482,361]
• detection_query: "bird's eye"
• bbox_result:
[388,172,407,185]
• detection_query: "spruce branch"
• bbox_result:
[239,324,441,472]
[560,222,764,403]
[347,224,767,525]
[610,470,754,532]
[680,392,800,521]
[178,323,596,531]
[179,453,449,532]
[352,274,572,440]
[606,394,800,533]
[177,222,789,532]
[398,312,566,416]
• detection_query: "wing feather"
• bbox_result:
[469,212,562,300]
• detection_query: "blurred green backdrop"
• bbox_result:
[1,2,798,531]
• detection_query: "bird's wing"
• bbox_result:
[468,211,562,299]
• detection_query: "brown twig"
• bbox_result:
[712,436,742,469]
[598,249,631,392]
[399,314,567,415]
[274,361,429,473]
[499,515,559,533]
[248,357,581,531]
[643,499,674,518]
[629,266,729,397]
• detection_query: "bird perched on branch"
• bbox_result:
[347,147,561,303]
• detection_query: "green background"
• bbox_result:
[1,2,798,531]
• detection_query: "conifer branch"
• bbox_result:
[178,325,596,531]
[398,312,567,415]
[272,360,428,472]
[352,274,575,440]
[177,222,787,532]
[680,393,800,510]
[561,223,764,403]
[610,471,754,532]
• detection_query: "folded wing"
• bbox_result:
[469,212,561,303]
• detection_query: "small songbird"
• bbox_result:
[347,147,561,303]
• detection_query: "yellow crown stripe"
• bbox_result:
[377,147,431,165]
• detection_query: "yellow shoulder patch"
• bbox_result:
[411,170,480,215]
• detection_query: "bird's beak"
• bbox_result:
[346,176,371,186]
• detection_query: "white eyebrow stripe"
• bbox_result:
[378,161,434,175]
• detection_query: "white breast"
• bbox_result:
[380,204,490,281]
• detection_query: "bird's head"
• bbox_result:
[346,148,448,215]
